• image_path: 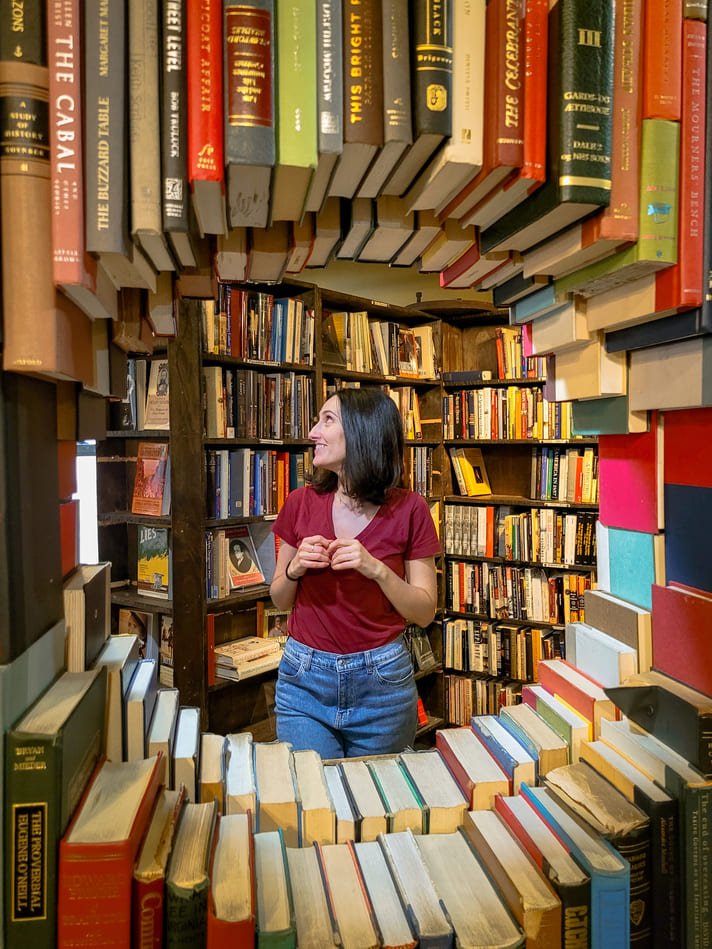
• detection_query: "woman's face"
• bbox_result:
[309,396,346,474]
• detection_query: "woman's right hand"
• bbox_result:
[291,535,331,576]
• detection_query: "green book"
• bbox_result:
[4,666,107,949]
[270,0,318,222]
[165,800,217,949]
[555,119,680,296]
[254,829,296,948]
[480,0,615,254]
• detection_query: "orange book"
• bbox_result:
[655,18,706,311]
[58,755,163,948]
[131,441,171,516]
[59,498,79,579]
[641,0,682,120]
[207,814,256,947]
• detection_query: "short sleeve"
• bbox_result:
[272,489,300,548]
[405,493,441,560]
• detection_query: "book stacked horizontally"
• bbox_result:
[214,636,283,682]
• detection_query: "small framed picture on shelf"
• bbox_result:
[398,327,419,378]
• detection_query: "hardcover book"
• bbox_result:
[285,845,336,948]
[5,668,107,948]
[62,562,111,672]
[57,756,163,948]
[208,813,256,944]
[223,0,276,228]
[165,800,218,948]
[317,842,380,946]
[131,441,172,516]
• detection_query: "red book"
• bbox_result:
[132,786,187,949]
[437,0,525,220]
[449,0,548,228]
[536,658,618,739]
[663,407,712,488]
[58,755,163,948]
[207,813,256,947]
[641,0,682,120]
[186,0,227,235]
[651,582,712,697]
[598,412,663,534]
[655,19,707,311]
[59,498,79,578]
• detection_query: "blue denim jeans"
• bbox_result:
[275,635,417,758]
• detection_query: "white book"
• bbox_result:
[286,846,337,949]
[435,726,511,808]
[323,765,358,843]
[354,839,416,948]
[146,687,179,786]
[93,634,141,763]
[124,658,158,761]
[470,714,537,793]
[173,706,201,801]
[293,749,336,846]
[254,831,293,943]
[199,732,226,812]
[318,843,380,947]
[225,732,257,823]
[565,621,638,688]
[254,741,300,847]
[338,759,388,842]
[398,750,469,833]
[416,829,526,949]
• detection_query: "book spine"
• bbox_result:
[380,0,411,149]
[186,0,224,197]
[276,0,316,166]
[637,119,680,265]
[342,0,384,147]
[641,0,682,120]
[519,0,548,182]
[556,0,615,205]
[132,876,165,949]
[161,0,190,235]
[316,0,343,156]
[636,794,681,949]
[48,0,94,291]
[591,0,644,243]
[558,880,591,947]
[165,878,210,948]
[83,0,129,257]
[223,0,275,166]
[486,0,525,170]
[411,0,452,139]
[610,824,653,946]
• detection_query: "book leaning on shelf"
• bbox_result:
[131,441,171,516]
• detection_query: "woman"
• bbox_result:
[270,387,440,758]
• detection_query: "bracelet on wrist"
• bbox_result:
[285,558,299,582]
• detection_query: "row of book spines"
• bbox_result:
[203,366,315,441]
[443,621,559,682]
[531,446,598,505]
[205,448,310,520]
[403,444,434,496]
[446,674,524,723]
[446,562,591,625]
[443,387,575,441]
[202,290,316,365]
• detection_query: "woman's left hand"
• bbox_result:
[327,537,383,581]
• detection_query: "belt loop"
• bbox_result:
[365,648,374,672]
[303,646,313,672]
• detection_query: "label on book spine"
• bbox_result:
[0,91,49,161]
[225,7,273,128]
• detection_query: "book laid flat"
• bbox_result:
[398,749,469,833]
[563,622,637,690]
[544,762,653,946]
[225,731,257,821]
[353,839,416,948]
[494,794,591,947]
[579,740,681,949]
[293,749,336,846]
[317,842,380,947]
[285,845,337,948]
[5,667,107,949]
[521,684,591,763]
[414,829,526,949]
[650,581,712,698]
[207,813,256,945]
[253,829,296,948]
[536,658,618,740]
[323,765,358,843]
[498,703,570,778]
[606,670,712,776]
[62,561,111,672]
[582,589,652,674]
[377,830,454,948]
[435,726,511,808]
[462,809,562,948]
[338,759,388,842]
[165,800,218,948]
[254,741,300,846]
[133,786,186,949]
[367,756,424,834]
[520,783,630,949]
[598,717,712,947]
[57,755,162,948]
[470,715,537,794]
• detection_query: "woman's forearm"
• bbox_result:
[372,558,438,628]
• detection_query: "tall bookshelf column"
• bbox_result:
[169,297,209,721]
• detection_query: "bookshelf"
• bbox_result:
[433,316,599,725]
[97,280,448,737]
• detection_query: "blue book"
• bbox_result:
[520,783,629,949]
[510,283,570,324]
[470,715,536,793]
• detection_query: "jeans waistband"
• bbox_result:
[284,634,406,672]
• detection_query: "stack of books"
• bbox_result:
[214,636,283,682]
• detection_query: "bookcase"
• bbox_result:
[433,316,599,725]
[97,280,447,739]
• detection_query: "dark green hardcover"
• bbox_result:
[166,877,211,949]
[481,0,615,253]
[4,667,107,948]
[0,0,45,63]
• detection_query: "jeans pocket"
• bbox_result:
[278,647,304,681]
[372,646,414,686]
